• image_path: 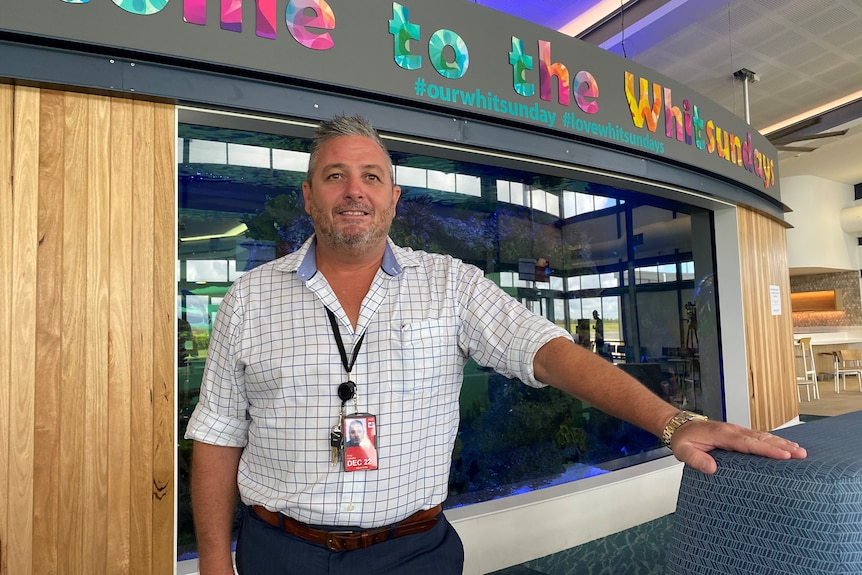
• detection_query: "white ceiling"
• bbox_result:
[480,0,862,186]
[777,119,862,184]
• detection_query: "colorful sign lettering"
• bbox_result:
[43,0,777,191]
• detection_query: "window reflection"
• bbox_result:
[188,139,227,164]
[397,165,427,187]
[176,118,721,560]
[681,261,695,280]
[272,149,310,171]
[185,259,228,283]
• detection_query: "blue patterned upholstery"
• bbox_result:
[665,411,862,574]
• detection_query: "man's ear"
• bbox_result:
[302,181,312,215]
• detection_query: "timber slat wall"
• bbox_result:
[0,81,10,575]
[738,206,798,430]
[0,84,175,575]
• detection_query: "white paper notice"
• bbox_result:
[769,285,781,315]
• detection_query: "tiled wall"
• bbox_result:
[790,271,862,327]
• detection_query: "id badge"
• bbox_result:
[343,413,378,472]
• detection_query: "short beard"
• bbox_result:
[310,201,395,251]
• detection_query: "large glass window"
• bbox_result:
[176,112,722,560]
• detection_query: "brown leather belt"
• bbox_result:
[250,504,443,552]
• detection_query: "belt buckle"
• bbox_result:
[326,530,355,552]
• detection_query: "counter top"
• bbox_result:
[793,331,862,345]
[800,337,862,346]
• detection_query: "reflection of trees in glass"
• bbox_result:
[449,375,589,499]
[497,212,537,265]
[389,195,444,251]
[449,373,661,503]
[240,191,313,257]
[390,195,495,264]
[392,195,596,274]
[498,211,595,274]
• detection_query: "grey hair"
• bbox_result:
[306,114,394,183]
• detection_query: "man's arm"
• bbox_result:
[191,441,243,575]
[533,336,807,474]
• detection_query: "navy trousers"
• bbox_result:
[235,507,465,575]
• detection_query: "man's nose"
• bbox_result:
[342,173,366,198]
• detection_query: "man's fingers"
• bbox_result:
[671,422,808,474]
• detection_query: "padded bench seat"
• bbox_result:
[665,410,862,574]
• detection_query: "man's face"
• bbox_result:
[349,422,365,443]
[302,135,401,251]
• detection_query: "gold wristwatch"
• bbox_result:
[661,410,708,449]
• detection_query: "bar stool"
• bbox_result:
[795,337,819,401]
[836,348,862,392]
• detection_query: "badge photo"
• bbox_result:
[343,414,378,472]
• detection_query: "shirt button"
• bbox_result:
[346,504,355,511]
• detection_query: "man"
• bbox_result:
[345,420,366,448]
[186,115,806,575]
[592,310,604,354]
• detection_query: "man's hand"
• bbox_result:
[669,420,808,474]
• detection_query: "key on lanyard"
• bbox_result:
[330,423,343,466]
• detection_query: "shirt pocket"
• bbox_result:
[390,318,458,394]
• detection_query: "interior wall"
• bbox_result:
[784,175,857,272]
[791,271,862,328]
[0,84,176,575]
[737,206,798,430]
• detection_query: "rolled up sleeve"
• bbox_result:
[184,285,250,447]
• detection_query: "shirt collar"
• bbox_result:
[293,235,405,281]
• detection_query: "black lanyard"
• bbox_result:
[325,307,365,380]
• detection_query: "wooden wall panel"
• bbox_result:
[85,94,111,573]
[738,206,798,430]
[107,96,134,575]
[152,103,176,575]
[130,100,156,575]
[0,85,175,575]
[60,89,89,574]
[34,89,65,575]
[0,82,14,575]
[9,85,40,575]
